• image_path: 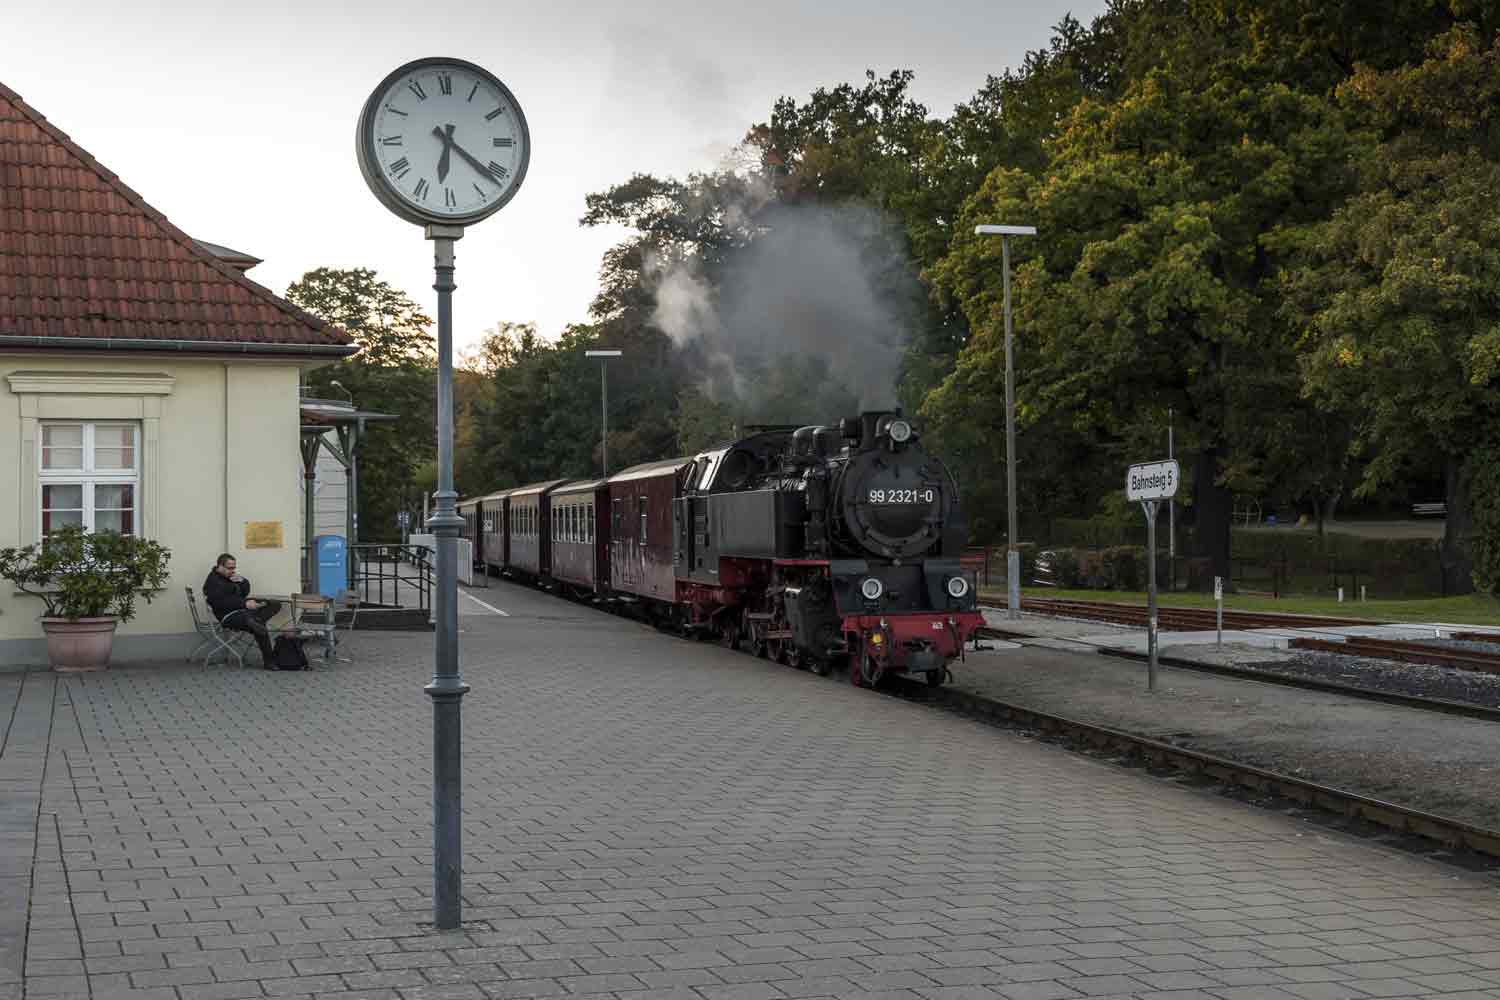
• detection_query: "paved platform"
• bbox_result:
[3,580,1500,1000]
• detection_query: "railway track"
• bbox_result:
[1291,636,1500,676]
[975,627,1500,723]
[1006,596,1378,631]
[897,680,1500,864]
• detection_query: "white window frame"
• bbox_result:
[38,421,141,538]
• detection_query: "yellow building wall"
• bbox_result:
[0,356,304,660]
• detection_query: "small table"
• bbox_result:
[257,594,337,662]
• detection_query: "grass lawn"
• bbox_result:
[977,586,1500,626]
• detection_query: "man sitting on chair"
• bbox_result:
[203,554,282,668]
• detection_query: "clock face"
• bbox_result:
[357,58,530,226]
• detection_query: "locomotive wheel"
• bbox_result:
[720,616,742,651]
[749,626,768,659]
[809,657,831,677]
[784,645,805,670]
[859,651,885,689]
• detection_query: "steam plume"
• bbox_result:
[649,197,920,422]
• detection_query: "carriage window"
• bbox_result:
[587,503,594,542]
[638,496,648,543]
[571,505,579,542]
[612,498,621,534]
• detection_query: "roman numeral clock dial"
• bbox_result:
[356,57,531,227]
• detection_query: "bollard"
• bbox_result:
[1337,587,1344,603]
[1361,584,1367,602]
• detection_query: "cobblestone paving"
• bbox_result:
[5,580,1500,1000]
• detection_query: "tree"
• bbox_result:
[285,268,436,542]
[926,47,1358,581]
[1284,25,1500,592]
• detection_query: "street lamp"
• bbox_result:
[975,223,1037,621]
[329,379,354,405]
[585,350,622,476]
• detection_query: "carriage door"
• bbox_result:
[675,497,691,573]
[636,496,648,583]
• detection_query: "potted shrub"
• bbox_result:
[0,526,171,671]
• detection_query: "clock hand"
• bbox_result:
[432,124,455,183]
[446,135,501,185]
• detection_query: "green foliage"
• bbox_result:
[286,268,437,541]
[0,527,171,622]
[1467,438,1500,595]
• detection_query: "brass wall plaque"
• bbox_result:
[244,521,284,549]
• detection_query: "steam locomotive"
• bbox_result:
[458,409,983,686]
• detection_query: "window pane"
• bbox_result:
[95,508,135,535]
[42,484,84,510]
[42,509,84,534]
[94,447,135,470]
[94,484,134,509]
[42,425,82,448]
[95,426,133,448]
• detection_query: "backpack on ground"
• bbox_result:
[271,635,309,671]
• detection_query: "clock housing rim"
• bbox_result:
[356,55,532,228]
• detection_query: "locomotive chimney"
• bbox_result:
[859,410,889,451]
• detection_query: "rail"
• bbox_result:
[350,543,433,615]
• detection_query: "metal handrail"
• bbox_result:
[349,543,433,613]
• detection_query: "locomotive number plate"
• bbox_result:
[867,488,935,504]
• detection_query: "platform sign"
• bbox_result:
[1129,459,1178,693]
[1127,460,1179,501]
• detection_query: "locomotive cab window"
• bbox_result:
[612,498,621,534]
[638,497,648,543]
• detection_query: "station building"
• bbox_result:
[0,82,356,664]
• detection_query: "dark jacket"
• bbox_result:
[203,570,251,621]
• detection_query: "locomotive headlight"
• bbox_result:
[888,419,913,443]
[859,577,884,601]
[946,575,970,599]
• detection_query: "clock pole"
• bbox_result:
[357,56,529,933]
[423,223,469,930]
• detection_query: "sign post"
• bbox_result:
[1127,460,1179,692]
[1214,576,1223,649]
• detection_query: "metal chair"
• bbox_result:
[287,593,337,663]
[185,588,254,669]
[327,589,362,660]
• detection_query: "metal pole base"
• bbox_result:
[1006,549,1021,621]
[425,677,469,929]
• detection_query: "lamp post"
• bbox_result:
[975,224,1037,621]
[585,350,622,477]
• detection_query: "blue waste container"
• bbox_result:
[313,535,348,598]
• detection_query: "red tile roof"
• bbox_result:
[0,81,352,352]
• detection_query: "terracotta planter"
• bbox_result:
[41,617,119,672]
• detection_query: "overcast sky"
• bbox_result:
[8,0,1106,354]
